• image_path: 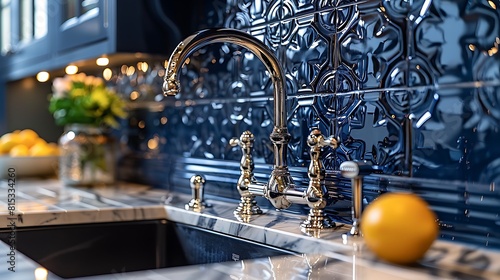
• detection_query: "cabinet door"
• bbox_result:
[55,0,108,53]
[0,0,13,64]
[0,0,50,67]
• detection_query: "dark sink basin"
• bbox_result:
[0,220,294,279]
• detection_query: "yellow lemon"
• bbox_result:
[33,137,48,146]
[0,133,22,154]
[18,129,40,148]
[360,193,439,265]
[9,144,30,157]
[29,142,53,156]
[47,142,60,156]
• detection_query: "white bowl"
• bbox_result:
[0,156,59,178]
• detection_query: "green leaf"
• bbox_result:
[48,74,127,128]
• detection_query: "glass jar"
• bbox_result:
[58,124,115,185]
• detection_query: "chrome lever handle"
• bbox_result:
[307,129,338,183]
[230,131,255,177]
[301,129,339,233]
[231,131,263,219]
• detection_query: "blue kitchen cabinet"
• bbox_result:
[0,0,51,77]
[0,0,108,80]
[0,0,182,81]
[55,0,107,53]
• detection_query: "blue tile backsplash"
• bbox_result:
[115,0,500,248]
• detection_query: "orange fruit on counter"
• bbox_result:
[29,142,54,156]
[0,129,59,156]
[47,142,60,156]
[18,129,40,148]
[9,144,30,157]
[33,137,48,146]
[0,133,22,154]
[360,192,439,265]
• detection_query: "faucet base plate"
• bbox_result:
[233,196,263,219]
[300,209,339,233]
[185,200,211,212]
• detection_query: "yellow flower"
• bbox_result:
[70,88,87,97]
[103,115,119,128]
[90,88,111,109]
[111,99,127,118]
[49,73,127,128]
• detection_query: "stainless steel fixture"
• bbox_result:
[185,175,209,212]
[301,129,339,231]
[163,29,290,200]
[339,161,379,237]
[229,131,264,217]
[163,28,338,233]
[231,129,338,233]
[163,28,290,207]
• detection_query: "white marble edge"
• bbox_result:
[0,179,499,280]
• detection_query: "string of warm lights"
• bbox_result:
[35,55,153,82]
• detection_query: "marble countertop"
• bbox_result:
[1,179,499,279]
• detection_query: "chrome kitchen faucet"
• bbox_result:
[163,28,339,234]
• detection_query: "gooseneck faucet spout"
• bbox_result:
[163,28,287,144]
[163,28,292,209]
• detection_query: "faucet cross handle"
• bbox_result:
[301,129,339,233]
[307,129,338,149]
[307,129,338,181]
[230,131,263,219]
[230,131,255,175]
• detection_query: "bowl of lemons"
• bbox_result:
[0,129,60,178]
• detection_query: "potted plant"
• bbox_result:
[49,73,127,185]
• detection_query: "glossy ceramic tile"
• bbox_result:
[413,0,500,86]
[113,0,500,248]
[412,86,500,183]
[337,1,406,90]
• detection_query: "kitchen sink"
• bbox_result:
[0,220,294,278]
